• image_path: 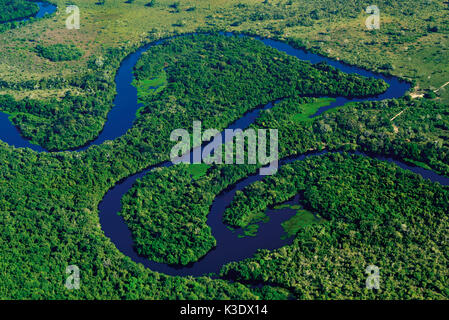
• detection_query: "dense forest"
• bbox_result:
[0,144,262,299]
[0,28,448,300]
[0,91,112,151]
[250,95,449,176]
[133,33,388,130]
[0,34,386,151]
[120,164,253,265]
[220,153,449,299]
[0,34,393,298]
[0,0,38,23]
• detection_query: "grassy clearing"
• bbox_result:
[240,224,259,237]
[134,70,167,101]
[0,87,81,100]
[185,163,210,179]
[274,204,302,210]
[404,158,433,171]
[290,97,335,122]
[0,0,242,85]
[281,208,322,238]
[239,203,320,239]
[1,0,447,105]
[228,1,449,104]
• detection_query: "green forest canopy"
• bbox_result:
[35,44,84,62]
[221,153,449,299]
[118,34,388,265]
[0,0,38,23]
[0,33,448,299]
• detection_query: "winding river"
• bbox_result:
[2,17,448,276]
[2,1,56,24]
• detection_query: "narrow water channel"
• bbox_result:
[3,31,440,277]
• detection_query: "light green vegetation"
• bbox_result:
[1,0,449,300]
[239,214,270,238]
[404,158,433,170]
[186,163,210,179]
[134,70,167,101]
[290,97,335,123]
[1,0,447,102]
[274,204,302,210]
[230,0,449,103]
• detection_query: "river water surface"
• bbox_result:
[2,29,447,277]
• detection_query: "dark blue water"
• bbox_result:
[0,36,164,152]
[98,146,449,277]
[225,32,411,117]
[0,2,56,151]
[98,160,300,276]
[33,1,57,19]
[0,33,410,151]
[2,32,445,277]
[261,39,410,117]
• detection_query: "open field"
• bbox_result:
[1,0,449,301]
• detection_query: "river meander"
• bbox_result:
[3,28,446,277]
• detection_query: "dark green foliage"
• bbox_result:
[120,165,217,265]
[1,33,448,300]
[424,91,437,99]
[427,25,439,33]
[0,91,112,151]
[0,132,259,299]
[132,34,387,144]
[145,0,156,7]
[252,96,449,176]
[35,44,84,62]
[0,34,388,298]
[169,1,179,9]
